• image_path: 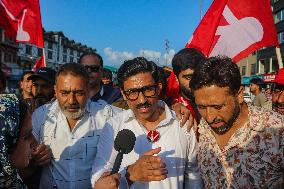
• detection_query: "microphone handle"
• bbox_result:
[111,151,124,174]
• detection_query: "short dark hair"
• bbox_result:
[190,56,241,96]
[172,48,205,76]
[102,68,112,80]
[250,78,264,89]
[20,70,34,81]
[79,52,103,67]
[117,57,158,89]
[56,63,89,84]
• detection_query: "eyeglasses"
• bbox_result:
[84,65,101,72]
[123,85,158,101]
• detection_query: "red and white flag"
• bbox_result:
[186,0,278,62]
[0,0,45,68]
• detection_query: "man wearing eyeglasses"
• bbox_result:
[272,68,284,115]
[91,57,203,189]
[79,52,122,104]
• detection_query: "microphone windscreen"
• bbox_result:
[114,129,136,154]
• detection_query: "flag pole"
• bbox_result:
[275,47,283,69]
[42,47,46,67]
[200,0,203,21]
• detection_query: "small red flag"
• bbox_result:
[186,0,278,62]
[165,71,180,102]
[32,55,45,71]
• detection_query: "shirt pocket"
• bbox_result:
[84,134,100,161]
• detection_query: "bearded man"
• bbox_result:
[171,48,205,123]
[31,63,121,189]
[189,56,284,188]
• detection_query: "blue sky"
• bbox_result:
[40,0,212,68]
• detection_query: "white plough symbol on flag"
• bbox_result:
[0,0,30,42]
[210,5,264,58]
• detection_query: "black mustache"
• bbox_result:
[208,119,224,125]
[136,102,151,109]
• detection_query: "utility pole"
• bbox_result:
[200,0,203,21]
[165,39,170,67]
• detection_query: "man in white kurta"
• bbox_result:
[32,63,121,189]
[91,57,203,189]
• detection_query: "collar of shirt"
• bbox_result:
[100,86,104,96]
[123,100,177,129]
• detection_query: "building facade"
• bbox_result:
[18,31,97,71]
[0,27,21,89]
[0,29,96,89]
[257,0,284,74]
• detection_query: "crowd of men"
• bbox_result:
[0,48,283,189]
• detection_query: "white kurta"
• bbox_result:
[91,102,203,189]
[32,100,120,189]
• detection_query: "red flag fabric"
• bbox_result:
[32,54,45,71]
[186,0,278,62]
[0,0,44,48]
[165,71,180,102]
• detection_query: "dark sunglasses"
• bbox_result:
[84,65,101,72]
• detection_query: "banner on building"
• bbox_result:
[264,73,276,82]
[186,0,278,62]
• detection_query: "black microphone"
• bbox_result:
[111,129,136,174]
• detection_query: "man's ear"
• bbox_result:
[237,86,244,104]
[120,89,127,101]
[54,85,57,98]
[156,82,163,96]
[19,81,23,89]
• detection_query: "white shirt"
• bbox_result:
[91,101,203,189]
[32,99,121,189]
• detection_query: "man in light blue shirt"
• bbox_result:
[32,63,121,189]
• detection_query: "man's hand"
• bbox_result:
[172,102,190,127]
[127,147,167,184]
[172,102,198,133]
[31,144,51,166]
[94,172,120,189]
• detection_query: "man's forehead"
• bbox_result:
[180,68,194,75]
[23,73,33,80]
[123,72,155,89]
[194,85,232,98]
[81,55,100,65]
[56,75,87,88]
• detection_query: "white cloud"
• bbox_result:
[103,47,175,67]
